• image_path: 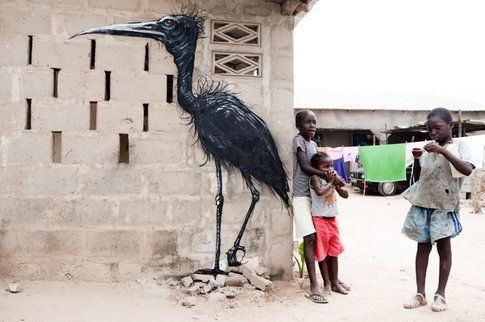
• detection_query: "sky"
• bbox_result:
[294,0,485,110]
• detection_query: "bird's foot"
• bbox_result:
[227,245,246,267]
[195,268,227,276]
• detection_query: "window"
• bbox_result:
[211,21,260,45]
[213,52,261,77]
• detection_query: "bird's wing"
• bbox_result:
[197,95,288,190]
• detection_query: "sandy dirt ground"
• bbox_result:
[1,190,485,322]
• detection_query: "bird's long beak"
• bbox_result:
[71,20,163,41]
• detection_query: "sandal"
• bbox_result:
[431,294,447,312]
[339,281,351,291]
[403,293,427,309]
[305,293,328,304]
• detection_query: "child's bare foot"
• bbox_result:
[403,293,427,309]
[431,294,447,312]
[331,282,348,295]
[338,280,351,291]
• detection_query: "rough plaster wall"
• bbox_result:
[0,0,294,281]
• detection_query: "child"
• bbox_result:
[309,152,349,296]
[292,110,327,303]
[401,107,475,312]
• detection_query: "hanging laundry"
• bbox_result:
[321,146,344,160]
[342,146,359,162]
[455,135,485,169]
[358,143,406,182]
[333,157,349,183]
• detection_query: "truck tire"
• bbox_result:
[377,182,397,196]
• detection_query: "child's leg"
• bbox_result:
[318,259,331,293]
[435,237,452,297]
[303,233,321,295]
[327,256,348,295]
[416,242,432,297]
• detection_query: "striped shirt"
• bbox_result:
[292,134,318,197]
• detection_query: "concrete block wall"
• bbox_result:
[0,0,295,281]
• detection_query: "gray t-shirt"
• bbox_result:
[293,134,318,197]
[310,177,339,217]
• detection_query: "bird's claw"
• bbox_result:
[227,245,246,267]
[195,268,227,276]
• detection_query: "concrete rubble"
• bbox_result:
[178,258,272,305]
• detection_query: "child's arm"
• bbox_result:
[296,149,325,177]
[424,143,473,176]
[310,174,333,196]
[335,186,349,198]
[411,148,422,182]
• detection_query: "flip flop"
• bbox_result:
[403,293,427,309]
[431,294,447,312]
[339,281,351,291]
[305,293,328,304]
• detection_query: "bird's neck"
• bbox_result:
[173,47,196,112]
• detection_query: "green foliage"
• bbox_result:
[293,241,305,278]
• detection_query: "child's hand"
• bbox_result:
[412,148,423,159]
[326,170,335,183]
[334,175,345,187]
[423,142,445,154]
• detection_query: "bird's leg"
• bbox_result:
[227,175,260,267]
[196,158,227,276]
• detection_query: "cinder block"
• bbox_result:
[131,134,186,165]
[149,103,189,134]
[271,56,293,81]
[147,230,177,257]
[0,34,28,67]
[81,167,143,195]
[149,43,177,74]
[0,166,79,196]
[170,198,202,226]
[244,4,272,16]
[88,0,143,11]
[50,197,114,226]
[52,12,107,37]
[0,197,51,227]
[0,69,51,99]
[146,170,201,195]
[0,7,52,35]
[270,24,293,54]
[0,101,25,134]
[85,230,142,257]
[96,39,145,72]
[32,98,89,132]
[58,70,105,101]
[5,131,52,164]
[97,101,143,133]
[148,0,177,13]
[62,133,118,164]
[32,37,90,70]
[269,240,292,280]
[118,198,168,226]
[111,71,166,102]
[20,230,84,255]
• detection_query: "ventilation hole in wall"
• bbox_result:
[89,101,97,130]
[25,98,32,130]
[144,43,149,71]
[166,74,174,103]
[28,35,33,65]
[52,131,62,163]
[143,103,149,132]
[119,134,129,163]
[52,68,60,98]
[105,71,111,101]
[90,39,96,69]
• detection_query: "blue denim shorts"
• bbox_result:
[402,205,462,244]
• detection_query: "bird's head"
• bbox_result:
[71,12,205,55]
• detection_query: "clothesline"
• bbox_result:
[318,135,485,182]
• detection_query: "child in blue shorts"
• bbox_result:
[401,108,475,312]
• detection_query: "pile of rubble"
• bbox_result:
[178,259,272,307]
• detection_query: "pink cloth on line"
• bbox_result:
[322,147,344,160]
[342,146,359,162]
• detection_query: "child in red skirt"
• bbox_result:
[310,152,349,295]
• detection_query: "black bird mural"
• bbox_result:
[73,12,290,275]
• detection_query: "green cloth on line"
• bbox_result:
[358,143,406,182]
